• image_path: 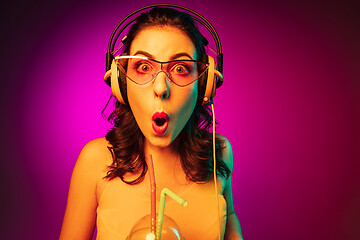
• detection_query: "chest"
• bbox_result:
[96,178,227,240]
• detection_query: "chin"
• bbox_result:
[146,135,176,149]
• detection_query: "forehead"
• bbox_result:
[129,26,197,60]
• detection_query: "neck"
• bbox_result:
[144,139,188,186]
[144,139,179,168]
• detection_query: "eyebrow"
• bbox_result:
[133,50,194,61]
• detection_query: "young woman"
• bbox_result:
[60,6,243,240]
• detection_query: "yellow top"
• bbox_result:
[96,177,227,240]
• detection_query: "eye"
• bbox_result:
[171,64,189,75]
[135,61,153,73]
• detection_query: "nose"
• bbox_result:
[153,71,170,100]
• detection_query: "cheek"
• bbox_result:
[126,83,150,125]
[184,86,198,113]
[175,83,198,125]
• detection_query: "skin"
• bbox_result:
[59,26,243,239]
[126,27,198,150]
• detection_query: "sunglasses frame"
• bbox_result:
[114,55,210,86]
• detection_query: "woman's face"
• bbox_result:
[127,26,198,148]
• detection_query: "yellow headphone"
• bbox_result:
[103,4,224,105]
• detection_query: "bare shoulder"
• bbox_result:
[80,137,111,157]
[60,137,112,239]
[79,137,112,162]
[75,137,113,177]
[216,134,234,171]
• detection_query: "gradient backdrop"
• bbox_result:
[1,0,359,239]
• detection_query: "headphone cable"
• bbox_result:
[211,99,221,240]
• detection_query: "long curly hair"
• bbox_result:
[105,7,230,184]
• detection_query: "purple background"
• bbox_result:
[1,0,359,239]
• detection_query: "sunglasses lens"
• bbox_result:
[115,57,208,86]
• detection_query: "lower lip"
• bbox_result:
[152,120,168,135]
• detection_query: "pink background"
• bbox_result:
[1,0,359,239]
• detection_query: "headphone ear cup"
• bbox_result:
[110,60,126,104]
[197,55,208,104]
[118,68,128,104]
[203,55,216,104]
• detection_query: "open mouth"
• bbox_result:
[152,112,169,135]
[155,118,167,126]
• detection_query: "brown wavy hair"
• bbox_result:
[105,7,230,184]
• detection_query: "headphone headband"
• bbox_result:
[106,4,224,88]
